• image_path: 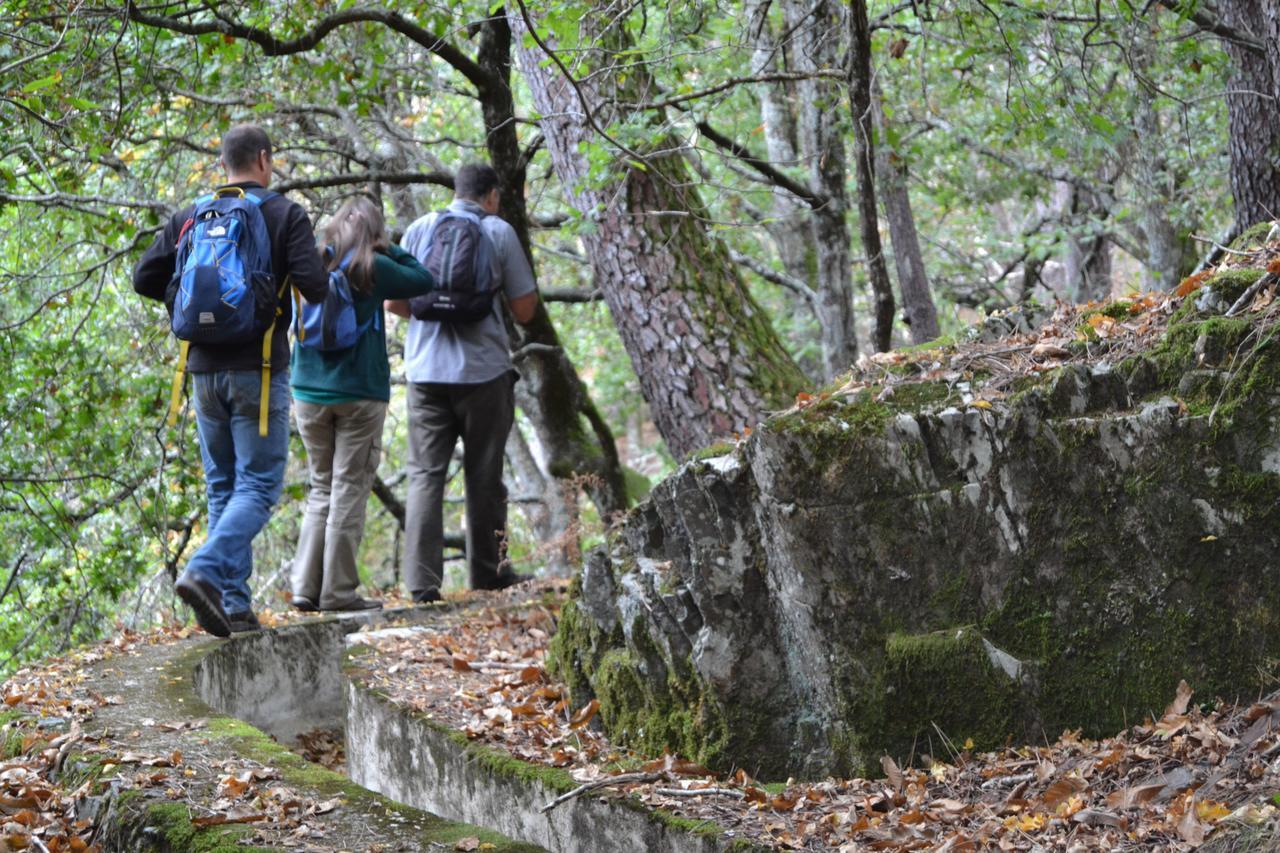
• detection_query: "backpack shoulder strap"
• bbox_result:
[245,187,278,205]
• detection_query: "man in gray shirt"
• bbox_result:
[389,164,538,601]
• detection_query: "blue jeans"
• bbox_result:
[188,370,290,614]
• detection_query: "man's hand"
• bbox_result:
[385,299,410,318]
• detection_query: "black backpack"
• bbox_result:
[409,208,499,323]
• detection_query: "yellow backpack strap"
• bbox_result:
[167,340,190,427]
[257,275,293,437]
[293,284,305,345]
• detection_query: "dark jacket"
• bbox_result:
[132,181,328,374]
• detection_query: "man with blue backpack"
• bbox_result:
[133,124,328,637]
[388,163,538,603]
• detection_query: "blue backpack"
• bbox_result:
[294,249,376,351]
[170,187,278,343]
[165,186,289,437]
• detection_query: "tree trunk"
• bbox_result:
[1065,185,1113,303]
[872,80,940,343]
[504,422,575,575]
[1220,0,1280,232]
[786,0,858,376]
[748,0,811,288]
[474,16,627,517]
[510,7,807,459]
[1132,44,1184,290]
[847,0,895,352]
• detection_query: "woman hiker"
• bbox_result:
[289,195,434,612]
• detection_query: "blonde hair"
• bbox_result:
[318,196,388,294]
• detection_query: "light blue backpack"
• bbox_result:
[294,249,376,351]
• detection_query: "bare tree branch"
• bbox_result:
[621,71,844,112]
[124,2,498,93]
[541,287,603,303]
[1155,0,1266,55]
[728,248,820,310]
[694,121,824,209]
[273,170,454,193]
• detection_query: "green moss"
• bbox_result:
[1204,268,1265,304]
[1230,221,1277,251]
[623,465,653,506]
[0,710,34,758]
[877,629,1025,758]
[686,441,736,462]
[133,802,265,852]
[1084,300,1139,321]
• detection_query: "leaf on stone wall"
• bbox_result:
[568,699,599,729]
[881,755,904,793]
[1163,680,1194,719]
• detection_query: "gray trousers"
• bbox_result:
[403,373,514,596]
[291,398,386,608]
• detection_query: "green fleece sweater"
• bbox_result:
[290,244,433,404]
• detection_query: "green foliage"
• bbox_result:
[0,0,1253,676]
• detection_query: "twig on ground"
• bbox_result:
[1225,273,1277,317]
[981,771,1035,789]
[541,771,664,813]
[652,786,746,799]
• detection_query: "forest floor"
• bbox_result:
[349,581,1280,852]
[7,239,1280,851]
[4,571,1280,851]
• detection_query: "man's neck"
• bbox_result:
[223,173,267,187]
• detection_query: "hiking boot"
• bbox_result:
[479,571,529,592]
[290,594,319,613]
[412,589,442,604]
[227,611,262,634]
[322,597,383,612]
[174,572,231,638]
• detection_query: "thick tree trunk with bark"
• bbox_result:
[787,0,858,376]
[872,82,940,343]
[1220,0,1280,231]
[510,7,806,459]
[475,17,627,518]
[847,0,895,353]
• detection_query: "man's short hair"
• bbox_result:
[221,124,272,172]
[455,164,499,201]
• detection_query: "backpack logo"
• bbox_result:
[168,187,277,344]
[408,209,499,323]
[294,249,376,351]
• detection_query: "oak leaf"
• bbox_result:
[568,699,599,730]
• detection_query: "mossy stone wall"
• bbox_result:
[553,308,1280,780]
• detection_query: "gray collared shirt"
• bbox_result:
[401,200,537,384]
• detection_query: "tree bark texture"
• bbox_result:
[847,0,895,353]
[872,80,940,343]
[1219,0,1280,232]
[1065,185,1114,303]
[1132,38,1185,291]
[785,0,858,376]
[748,0,812,289]
[475,16,627,518]
[510,7,807,459]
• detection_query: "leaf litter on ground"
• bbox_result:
[349,581,1280,851]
